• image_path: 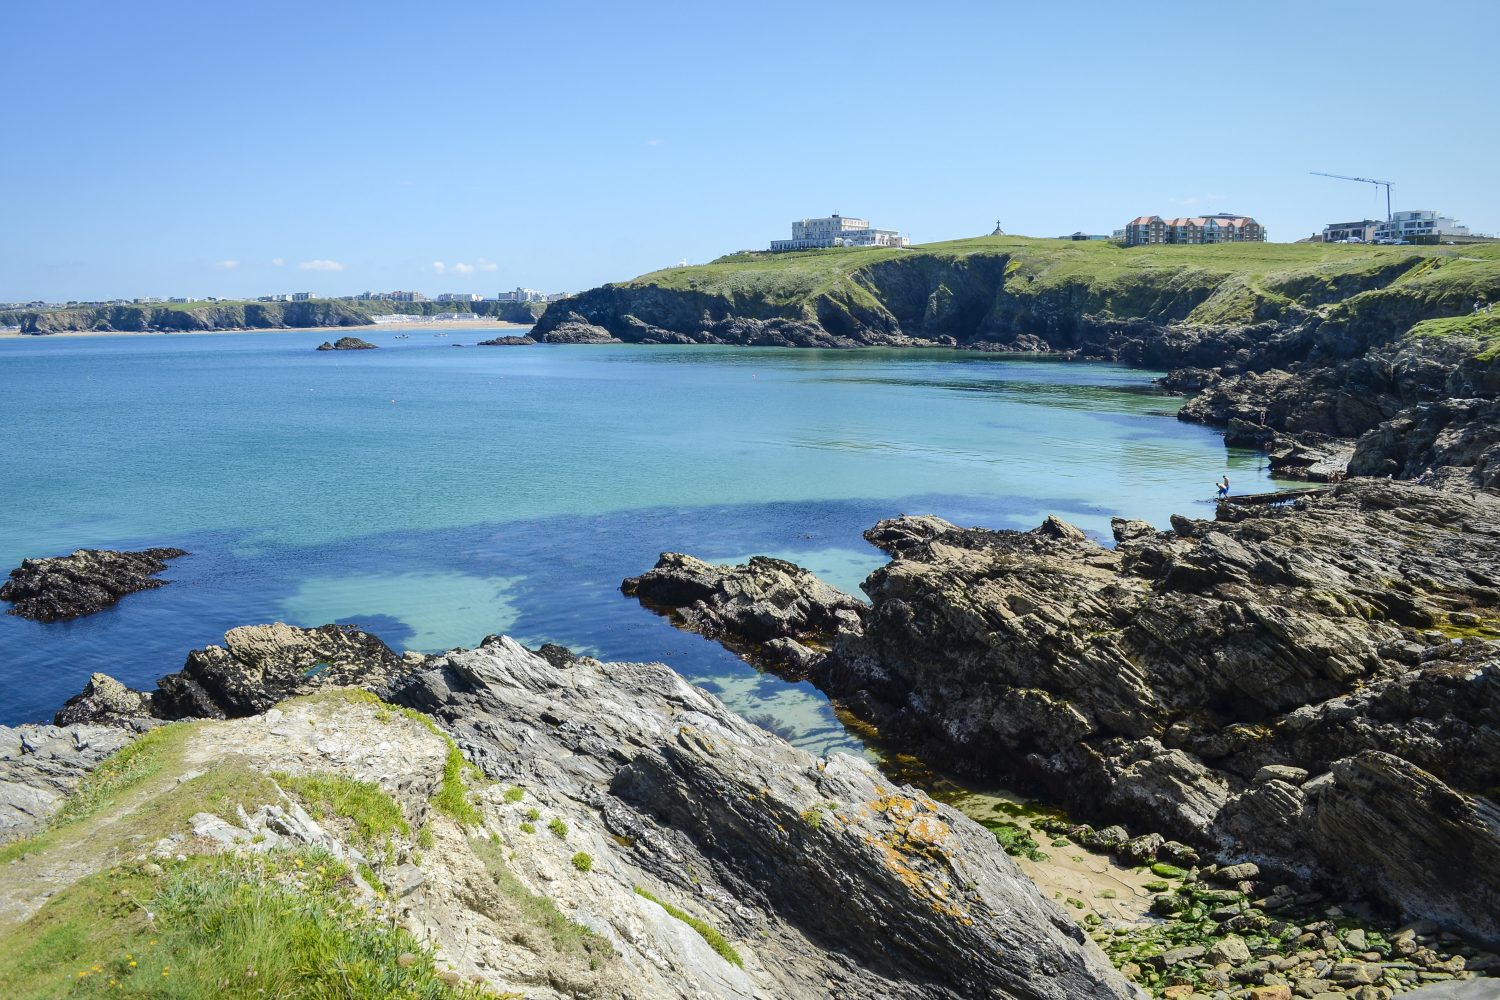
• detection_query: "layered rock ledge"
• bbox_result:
[623,480,1500,948]
[1,547,188,621]
[34,626,1138,999]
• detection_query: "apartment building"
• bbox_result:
[1124,213,1267,247]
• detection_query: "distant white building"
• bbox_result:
[436,292,483,303]
[495,287,546,303]
[291,292,316,301]
[1373,210,1470,242]
[770,213,910,251]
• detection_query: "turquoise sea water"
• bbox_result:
[0,329,1283,747]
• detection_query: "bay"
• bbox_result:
[0,329,1285,745]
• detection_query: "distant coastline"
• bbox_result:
[7,297,546,335]
[0,317,532,339]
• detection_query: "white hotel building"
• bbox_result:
[770,214,910,251]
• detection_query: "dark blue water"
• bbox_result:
[0,329,1282,748]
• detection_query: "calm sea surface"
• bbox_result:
[0,329,1283,746]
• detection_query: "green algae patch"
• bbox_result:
[633,886,743,968]
[0,850,494,1000]
[983,820,1050,862]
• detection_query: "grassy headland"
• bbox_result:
[536,235,1500,351]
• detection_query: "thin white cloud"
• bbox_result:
[476,258,499,272]
[645,138,665,146]
[271,257,285,267]
[453,262,474,276]
[299,259,344,272]
[215,259,239,269]
[431,261,446,273]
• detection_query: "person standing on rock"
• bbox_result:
[1216,476,1230,498]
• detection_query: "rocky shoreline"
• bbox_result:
[622,479,1500,995]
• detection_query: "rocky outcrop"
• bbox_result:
[0,723,133,840]
[315,336,377,351]
[42,631,1140,997]
[625,481,1500,945]
[391,635,1138,999]
[622,553,866,676]
[55,623,419,725]
[1,547,187,622]
[1349,397,1500,488]
[535,315,622,344]
[476,334,537,346]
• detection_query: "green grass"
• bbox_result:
[0,724,204,866]
[547,818,568,839]
[307,689,484,827]
[570,852,593,873]
[1406,311,1500,360]
[272,771,410,846]
[0,851,496,999]
[432,743,483,826]
[632,886,743,968]
[614,235,1500,334]
[470,837,611,962]
[503,786,525,803]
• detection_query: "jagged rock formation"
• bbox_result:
[1,547,187,621]
[0,723,133,840]
[55,623,420,724]
[624,480,1500,946]
[38,631,1139,999]
[622,553,866,676]
[392,636,1138,999]
[476,334,537,346]
[315,335,378,351]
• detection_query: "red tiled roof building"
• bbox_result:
[1123,213,1266,247]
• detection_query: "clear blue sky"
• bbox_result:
[4,0,1497,302]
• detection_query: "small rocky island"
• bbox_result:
[0,547,187,622]
[315,336,378,351]
[477,334,537,346]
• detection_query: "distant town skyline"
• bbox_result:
[4,0,1498,302]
